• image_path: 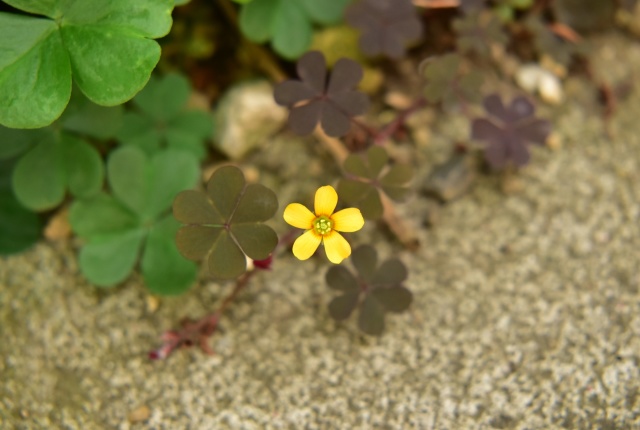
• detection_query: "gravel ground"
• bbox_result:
[1,33,639,430]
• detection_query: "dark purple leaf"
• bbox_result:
[373,258,407,286]
[517,119,551,145]
[328,58,364,94]
[326,265,359,292]
[330,91,370,116]
[460,0,486,13]
[325,245,412,336]
[351,244,378,282]
[482,94,509,122]
[358,294,385,335]
[329,291,360,321]
[508,97,535,122]
[288,102,323,135]
[471,118,501,141]
[274,51,369,137]
[273,80,317,106]
[320,103,353,137]
[297,51,327,93]
[371,285,412,313]
[346,0,423,59]
[472,94,551,169]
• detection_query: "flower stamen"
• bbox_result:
[313,215,333,236]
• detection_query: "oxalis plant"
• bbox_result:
[3,0,621,359]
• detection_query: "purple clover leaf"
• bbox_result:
[471,94,551,169]
[274,51,370,137]
[326,245,412,336]
[460,0,486,13]
[345,0,423,59]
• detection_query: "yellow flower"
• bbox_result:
[284,185,365,264]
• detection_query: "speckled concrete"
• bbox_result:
[1,34,639,430]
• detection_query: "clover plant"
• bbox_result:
[337,146,413,219]
[274,51,369,137]
[345,0,423,59]
[326,245,412,335]
[69,146,199,294]
[472,94,551,168]
[422,54,484,109]
[239,0,352,59]
[0,0,580,358]
[0,90,122,211]
[173,166,278,280]
[116,73,212,160]
[0,0,174,128]
[0,158,40,255]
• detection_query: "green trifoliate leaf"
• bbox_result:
[59,88,124,140]
[0,126,46,160]
[141,215,197,295]
[116,73,212,159]
[0,0,173,128]
[107,146,200,221]
[239,0,350,59]
[0,159,41,255]
[78,228,146,287]
[12,131,103,211]
[69,146,199,292]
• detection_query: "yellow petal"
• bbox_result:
[283,203,315,229]
[292,230,322,260]
[323,231,351,264]
[314,185,337,216]
[331,208,364,232]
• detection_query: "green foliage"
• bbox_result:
[173,166,278,280]
[326,245,412,335]
[494,0,534,22]
[12,132,104,211]
[0,0,174,129]
[116,73,212,160]
[337,146,413,219]
[422,53,484,108]
[454,12,508,58]
[0,90,123,211]
[239,0,352,59]
[69,146,200,294]
[0,159,41,255]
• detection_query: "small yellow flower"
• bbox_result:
[284,185,364,264]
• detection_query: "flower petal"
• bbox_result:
[283,203,315,229]
[331,208,364,232]
[323,232,351,264]
[292,230,322,261]
[314,185,338,216]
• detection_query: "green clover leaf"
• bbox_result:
[173,165,279,280]
[337,146,413,219]
[0,0,173,128]
[0,89,122,211]
[116,73,212,160]
[326,245,413,335]
[239,0,351,59]
[10,129,104,211]
[69,146,200,294]
[422,53,484,109]
[0,158,41,255]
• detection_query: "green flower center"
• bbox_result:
[313,215,333,236]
